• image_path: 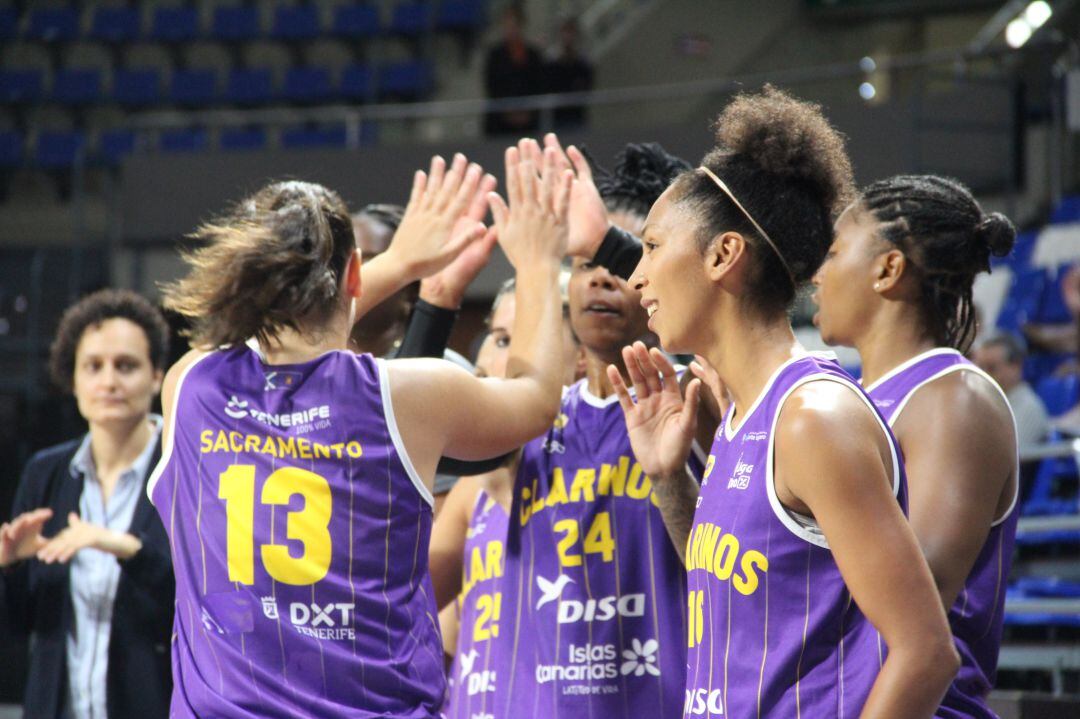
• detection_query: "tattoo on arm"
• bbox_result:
[652,469,699,564]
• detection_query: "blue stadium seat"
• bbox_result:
[151,7,200,43]
[437,0,486,31]
[0,131,23,167]
[1035,374,1080,417]
[282,67,332,103]
[333,4,381,38]
[281,125,347,149]
[36,131,86,169]
[1034,267,1075,325]
[1050,195,1080,224]
[220,127,267,151]
[171,69,217,106]
[391,2,431,37]
[26,7,80,42]
[52,68,103,105]
[100,129,136,165]
[272,5,321,41]
[212,5,260,42]
[0,7,20,41]
[225,68,273,105]
[160,128,209,153]
[378,60,433,98]
[90,6,141,43]
[114,68,162,106]
[1023,430,1079,516]
[339,64,373,101]
[996,267,1046,333]
[0,70,45,104]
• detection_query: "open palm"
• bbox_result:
[609,342,700,478]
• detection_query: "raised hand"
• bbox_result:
[36,512,141,564]
[387,153,492,281]
[419,173,500,309]
[0,508,52,567]
[608,342,701,478]
[487,144,572,270]
[541,133,611,259]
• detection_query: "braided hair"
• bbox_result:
[859,175,1015,352]
[589,142,692,218]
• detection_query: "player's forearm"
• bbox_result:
[860,640,958,718]
[356,253,417,321]
[507,260,565,420]
[651,468,699,564]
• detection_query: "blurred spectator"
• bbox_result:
[545,17,594,130]
[0,289,173,719]
[973,331,1049,451]
[1023,264,1080,364]
[483,3,545,136]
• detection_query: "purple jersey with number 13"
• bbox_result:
[148,346,445,718]
[685,354,906,718]
[866,348,1018,719]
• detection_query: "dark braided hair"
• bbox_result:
[588,142,692,218]
[672,85,855,315]
[859,175,1015,352]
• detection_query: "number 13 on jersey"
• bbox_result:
[218,464,333,586]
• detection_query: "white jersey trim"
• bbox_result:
[765,374,903,548]
[146,351,213,506]
[376,358,435,508]
[884,362,1020,527]
[724,354,808,442]
[862,347,962,393]
[578,380,620,408]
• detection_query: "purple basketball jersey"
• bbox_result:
[685,355,906,719]
[866,348,1018,719]
[148,347,445,718]
[499,380,703,718]
[446,490,510,719]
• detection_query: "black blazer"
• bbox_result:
[0,437,173,719]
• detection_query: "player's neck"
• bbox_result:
[703,315,802,423]
[856,311,937,387]
[583,348,621,399]
[481,463,515,513]
[259,322,349,365]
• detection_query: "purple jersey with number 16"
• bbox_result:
[866,348,1018,719]
[685,354,906,719]
[148,346,445,718]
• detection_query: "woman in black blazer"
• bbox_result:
[0,289,173,719]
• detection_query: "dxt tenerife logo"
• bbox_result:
[535,574,645,624]
[223,395,332,430]
[457,648,497,697]
[260,597,355,640]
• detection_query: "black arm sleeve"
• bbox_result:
[395,299,458,359]
[117,530,174,597]
[592,225,643,281]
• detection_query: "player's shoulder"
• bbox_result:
[907,365,1011,425]
[778,378,877,448]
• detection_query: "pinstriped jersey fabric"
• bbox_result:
[866,348,1018,719]
[685,355,906,719]
[149,347,444,718]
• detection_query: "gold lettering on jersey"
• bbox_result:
[460,539,505,601]
[685,522,769,596]
[199,429,362,461]
[519,455,661,527]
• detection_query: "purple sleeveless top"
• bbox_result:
[500,379,704,718]
[686,354,906,719]
[866,348,1019,719]
[446,490,510,719]
[148,347,444,718]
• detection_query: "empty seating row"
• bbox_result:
[0,61,434,105]
[0,2,485,44]
[0,122,380,169]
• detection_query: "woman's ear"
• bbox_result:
[704,231,748,284]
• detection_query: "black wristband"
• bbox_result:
[395,299,457,359]
[592,226,643,281]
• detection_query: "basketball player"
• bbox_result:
[812,176,1019,718]
[147,150,572,718]
[609,87,959,718]
[489,139,704,719]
